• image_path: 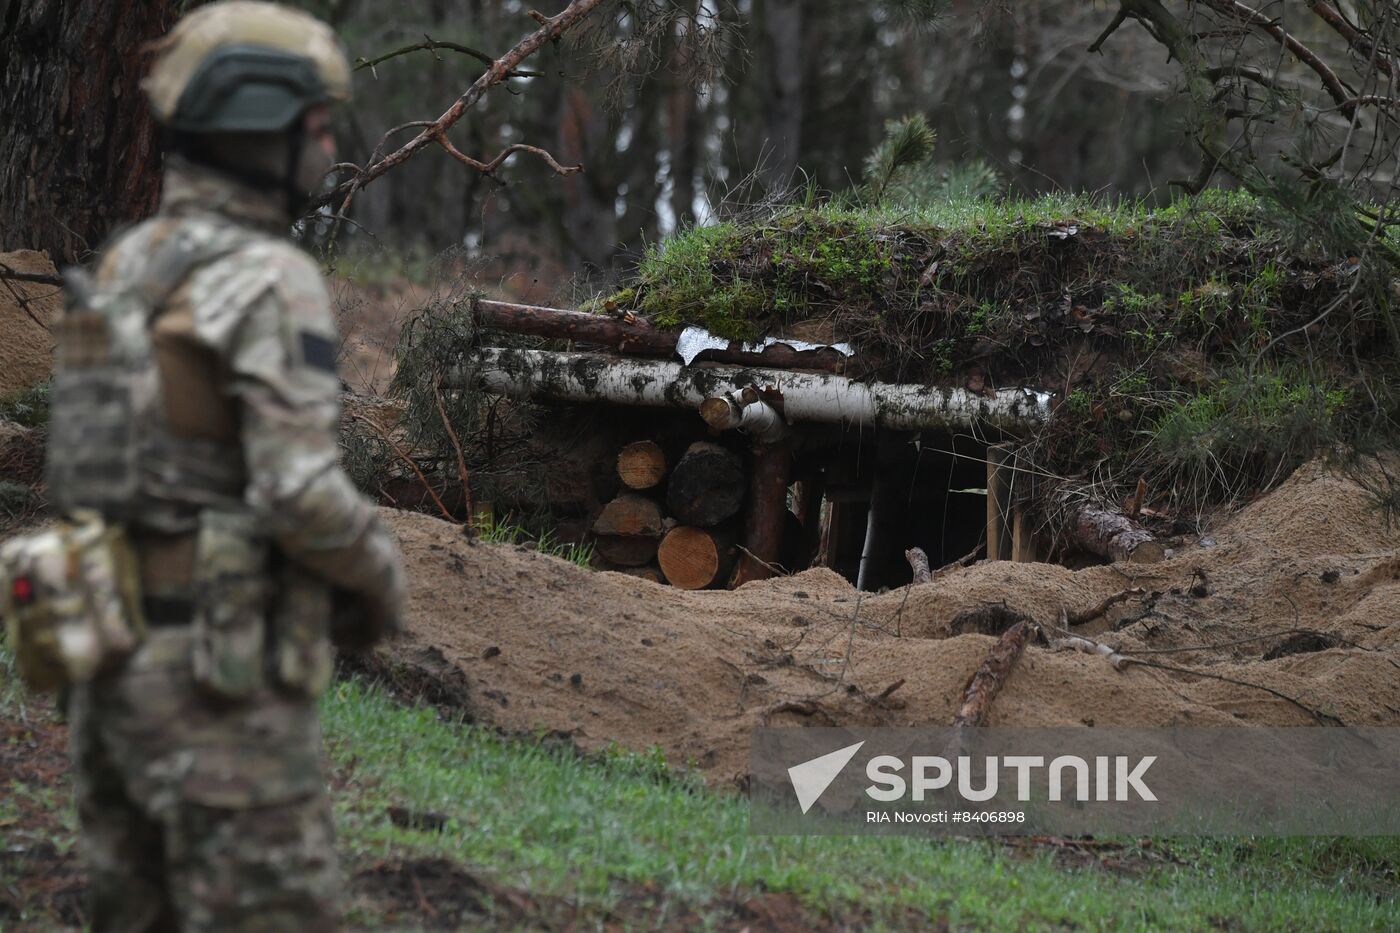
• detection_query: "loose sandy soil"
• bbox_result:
[0,250,59,397]
[380,461,1400,782]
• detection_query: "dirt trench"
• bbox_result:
[378,460,1400,782]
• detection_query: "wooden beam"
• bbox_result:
[473,299,846,372]
[986,444,1013,561]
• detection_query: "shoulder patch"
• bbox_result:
[299,331,338,373]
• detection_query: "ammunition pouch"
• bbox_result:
[190,509,270,700]
[270,563,335,698]
[0,512,146,692]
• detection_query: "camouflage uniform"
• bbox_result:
[63,155,403,930]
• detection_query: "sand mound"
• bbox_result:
[380,462,1400,781]
[0,250,59,397]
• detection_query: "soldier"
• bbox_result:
[45,2,405,929]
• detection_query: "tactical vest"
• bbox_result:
[47,224,252,533]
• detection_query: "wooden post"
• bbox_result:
[1011,510,1039,563]
[1006,446,1039,563]
[816,499,840,568]
[792,474,825,571]
[731,443,793,586]
[856,477,882,591]
[986,444,1013,561]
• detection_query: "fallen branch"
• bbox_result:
[0,262,62,286]
[1046,609,1344,725]
[952,618,1038,728]
[433,380,474,529]
[348,413,458,524]
[1050,634,1133,672]
[1067,587,1146,626]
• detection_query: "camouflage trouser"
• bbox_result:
[68,629,340,932]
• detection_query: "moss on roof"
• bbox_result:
[593,190,1400,518]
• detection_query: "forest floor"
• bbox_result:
[4,460,1400,930]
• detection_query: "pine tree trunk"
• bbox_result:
[0,0,178,263]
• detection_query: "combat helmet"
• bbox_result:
[144,0,351,133]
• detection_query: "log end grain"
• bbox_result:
[592,494,665,538]
[616,440,667,490]
[658,526,733,590]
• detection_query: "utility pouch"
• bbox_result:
[270,564,334,698]
[190,510,269,701]
[0,512,146,692]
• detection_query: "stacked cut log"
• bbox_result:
[661,442,743,589]
[592,439,743,589]
[592,493,665,566]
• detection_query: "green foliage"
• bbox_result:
[859,113,1003,207]
[0,383,50,429]
[475,515,595,568]
[1152,369,1350,496]
[863,114,938,204]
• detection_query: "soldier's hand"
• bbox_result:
[330,587,401,652]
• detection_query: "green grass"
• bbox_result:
[474,516,595,567]
[3,641,1396,930]
[321,678,1400,930]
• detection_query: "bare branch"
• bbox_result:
[355,35,543,79]
[347,413,459,525]
[0,262,62,286]
[1088,7,1130,54]
[1306,0,1395,79]
[308,0,607,216]
[1200,0,1357,117]
[430,127,582,177]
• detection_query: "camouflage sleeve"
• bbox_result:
[187,240,404,644]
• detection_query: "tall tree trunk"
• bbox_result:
[758,0,803,190]
[0,0,178,264]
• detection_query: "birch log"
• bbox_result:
[471,348,1053,430]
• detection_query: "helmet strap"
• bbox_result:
[166,126,308,219]
[282,117,308,218]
